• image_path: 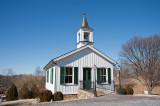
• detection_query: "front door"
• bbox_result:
[83,68,91,89]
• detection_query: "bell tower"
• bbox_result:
[77,13,94,48]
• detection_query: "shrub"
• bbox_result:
[54,91,63,101]
[6,84,18,101]
[31,84,39,98]
[19,84,31,99]
[125,87,134,95]
[0,88,4,94]
[39,90,52,102]
[116,87,127,95]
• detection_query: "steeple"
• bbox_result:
[81,13,89,28]
[77,13,94,48]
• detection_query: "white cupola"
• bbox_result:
[77,13,94,48]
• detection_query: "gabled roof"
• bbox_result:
[44,45,117,70]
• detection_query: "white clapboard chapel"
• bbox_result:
[44,13,117,95]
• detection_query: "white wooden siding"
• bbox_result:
[53,48,114,94]
[46,67,55,94]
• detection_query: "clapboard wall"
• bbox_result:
[46,48,114,95]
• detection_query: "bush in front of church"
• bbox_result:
[39,89,52,102]
[30,84,39,98]
[116,87,134,95]
[125,87,134,95]
[54,91,63,101]
[6,84,18,101]
[116,87,127,95]
[19,84,32,99]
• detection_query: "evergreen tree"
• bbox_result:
[19,84,31,99]
[31,84,39,98]
[6,84,18,101]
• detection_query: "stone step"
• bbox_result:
[77,88,112,99]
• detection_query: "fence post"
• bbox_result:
[0,97,2,106]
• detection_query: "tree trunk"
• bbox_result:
[147,86,153,95]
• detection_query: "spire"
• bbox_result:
[81,13,89,28]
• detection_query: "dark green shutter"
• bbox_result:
[97,68,101,84]
[51,68,53,84]
[74,67,78,84]
[60,67,65,85]
[108,68,111,84]
[47,70,49,82]
[50,69,52,83]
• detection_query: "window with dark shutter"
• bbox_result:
[50,69,52,83]
[97,68,101,84]
[74,67,78,84]
[108,68,111,84]
[47,70,49,83]
[51,68,53,84]
[60,67,65,85]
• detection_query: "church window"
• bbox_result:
[100,68,107,83]
[65,67,73,83]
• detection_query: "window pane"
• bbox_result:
[101,76,106,83]
[69,76,72,83]
[66,68,69,75]
[103,76,106,82]
[101,69,103,75]
[69,68,72,75]
[104,69,106,75]
[65,76,68,83]
[101,76,103,82]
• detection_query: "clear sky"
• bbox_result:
[0,0,160,74]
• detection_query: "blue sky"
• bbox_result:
[0,0,160,74]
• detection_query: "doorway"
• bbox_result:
[83,68,91,89]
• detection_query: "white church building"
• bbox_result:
[44,13,117,95]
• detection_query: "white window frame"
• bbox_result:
[100,68,108,84]
[65,67,74,85]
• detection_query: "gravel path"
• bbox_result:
[33,94,160,106]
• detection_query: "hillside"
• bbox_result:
[0,74,45,93]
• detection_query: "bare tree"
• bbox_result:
[34,66,45,76]
[34,66,45,88]
[119,35,160,95]
[0,68,16,91]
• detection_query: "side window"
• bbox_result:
[50,68,53,84]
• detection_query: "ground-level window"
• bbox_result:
[65,67,73,84]
[100,68,107,83]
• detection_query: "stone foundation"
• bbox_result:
[77,88,112,99]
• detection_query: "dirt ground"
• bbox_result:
[114,77,160,95]
[1,99,38,106]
